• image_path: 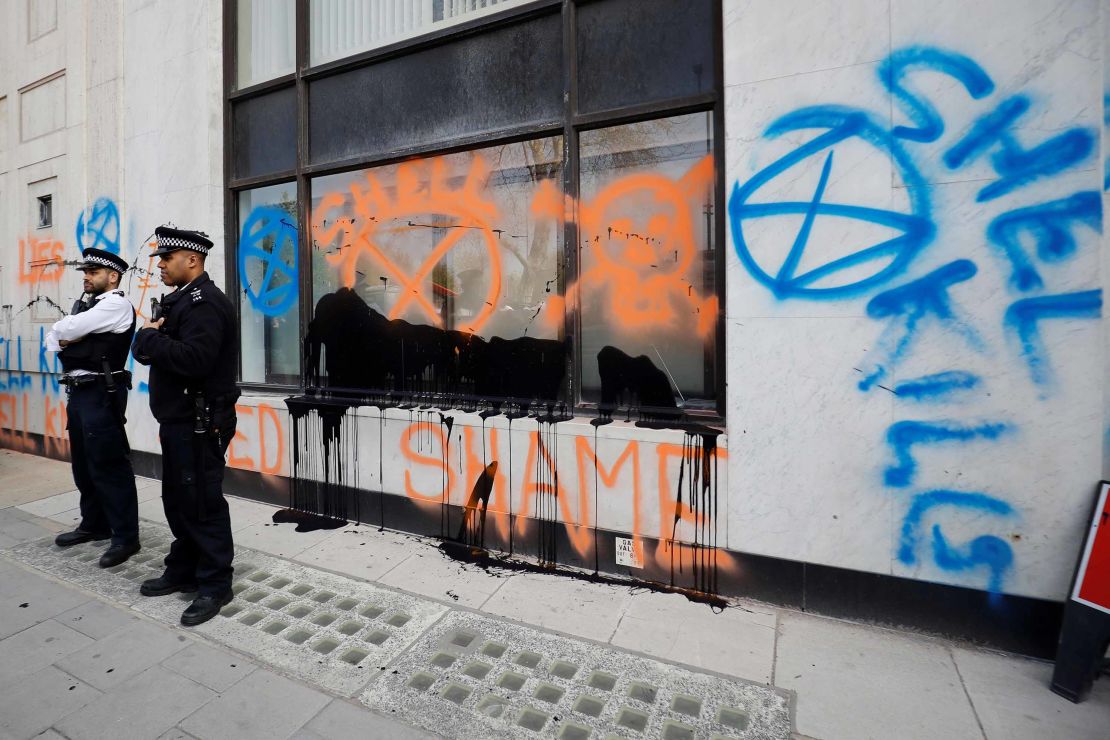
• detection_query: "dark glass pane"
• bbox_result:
[232,86,297,179]
[576,0,715,115]
[309,13,562,166]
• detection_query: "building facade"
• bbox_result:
[2,0,1108,656]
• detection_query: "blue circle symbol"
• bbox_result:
[730,107,935,300]
[239,206,298,316]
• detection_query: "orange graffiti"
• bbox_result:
[227,403,286,474]
[19,237,65,284]
[312,155,503,334]
[135,239,160,320]
[653,441,729,571]
[399,421,456,504]
[576,436,642,556]
[552,155,716,336]
[518,430,592,558]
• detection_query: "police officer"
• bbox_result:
[47,248,140,568]
[132,226,240,626]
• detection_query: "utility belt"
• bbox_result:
[189,389,237,444]
[60,370,132,390]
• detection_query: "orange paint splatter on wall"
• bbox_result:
[19,238,65,284]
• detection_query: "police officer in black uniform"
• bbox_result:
[48,248,140,568]
[132,226,240,626]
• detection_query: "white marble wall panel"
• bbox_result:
[724,0,1105,600]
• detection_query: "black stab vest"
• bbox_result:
[59,294,137,373]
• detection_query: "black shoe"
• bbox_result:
[180,592,232,626]
[55,529,111,548]
[99,541,141,568]
[140,575,199,597]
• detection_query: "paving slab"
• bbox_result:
[224,495,281,532]
[54,620,191,691]
[0,450,79,508]
[233,518,340,558]
[291,525,416,582]
[178,668,329,740]
[775,612,982,740]
[377,544,508,609]
[0,619,94,690]
[0,508,66,546]
[16,490,81,519]
[952,646,1110,740]
[292,697,439,740]
[612,590,779,684]
[362,610,793,740]
[482,571,635,643]
[162,640,258,692]
[55,664,215,740]
[54,599,142,640]
[0,564,89,639]
[0,664,101,739]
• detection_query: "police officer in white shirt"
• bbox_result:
[47,248,141,568]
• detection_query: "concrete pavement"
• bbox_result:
[1,448,1107,739]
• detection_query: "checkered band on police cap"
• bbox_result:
[153,225,214,256]
[78,248,129,273]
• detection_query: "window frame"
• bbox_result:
[224,0,725,420]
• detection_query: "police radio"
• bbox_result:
[150,297,163,323]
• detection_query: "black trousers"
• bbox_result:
[67,383,139,547]
[159,415,236,596]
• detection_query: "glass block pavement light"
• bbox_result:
[362,610,792,739]
[9,523,448,696]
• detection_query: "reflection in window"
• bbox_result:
[237,0,295,88]
[309,0,532,66]
[578,113,716,413]
[238,184,300,384]
[308,136,564,402]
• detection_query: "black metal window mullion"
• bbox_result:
[295,0,311,388]
[562,0,580,409]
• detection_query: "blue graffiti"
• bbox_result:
[898,489,1015,578]
[986,192,1101,292]
[75,198,121,254]
[884,419,1012,488]
[238,206,298,317]
[1,337,33,392]
[879,46,994,143]
[1004,290,1102,389]
[943,95,1096,202]
[859,260,981,390]
[37,328,60,394]
[729,106,935,300]
[1103,93,1109,191]
[893,371,980,401]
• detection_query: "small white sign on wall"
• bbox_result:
[615,537,643,569]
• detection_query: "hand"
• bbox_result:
[143,317,165,331]
[58,339,76,347]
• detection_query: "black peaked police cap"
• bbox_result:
[76,247,129,274]
[151,226,214,257]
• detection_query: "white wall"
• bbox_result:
[0,0,224,457]
[724,0,1106,601]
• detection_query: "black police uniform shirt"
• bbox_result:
[132,271,239,423]
[47,290,136,375]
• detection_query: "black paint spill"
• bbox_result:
[649,423,722,596]
[304,288,565,408]
[597,345,679,422]
[284,287,730,600]
[437,540,727,609]
[272,508,347,533]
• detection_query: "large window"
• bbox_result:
[226,0,723,415]
[310,0,533,66]
[238,184,300,385]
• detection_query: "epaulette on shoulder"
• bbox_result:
[189,286,205,303]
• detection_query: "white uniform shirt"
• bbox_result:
[46,290,136,376]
